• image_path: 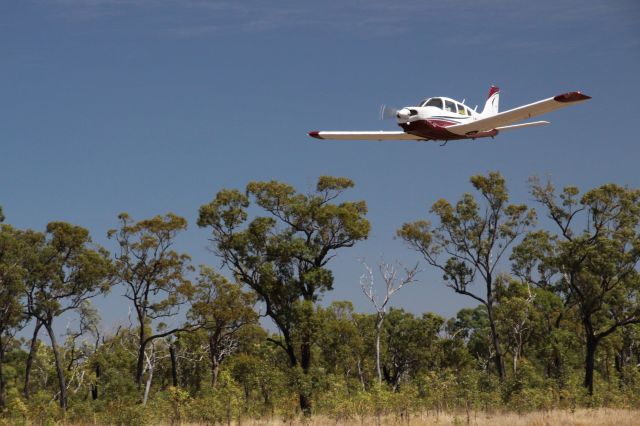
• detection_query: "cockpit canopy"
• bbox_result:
[419,98,443,109]
[418,97,473,116]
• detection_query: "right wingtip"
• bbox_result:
[308,131,322,139]
[554,91,591,103]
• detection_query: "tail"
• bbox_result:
[481,85,500,117]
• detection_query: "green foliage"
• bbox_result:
[185,371,243,424]
[398,171,537,382]
[27,390,62,426]
[198,176,370,414]
[2,174,640,423]
[98,400,150,426]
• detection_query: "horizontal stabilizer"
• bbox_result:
[309,131,428,141]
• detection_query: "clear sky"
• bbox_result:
[2,0,639,332]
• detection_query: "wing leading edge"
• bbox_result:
[308,131,429,141]
[447,91,591,136]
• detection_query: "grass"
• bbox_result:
[198,409,640,425]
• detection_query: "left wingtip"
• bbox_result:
[554,91,591,103]
[308,131,322,139]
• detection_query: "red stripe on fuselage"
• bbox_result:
[400,119,496,141]
[426,119,459,127]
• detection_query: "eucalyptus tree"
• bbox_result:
[188,266,258,387]
[23,222,113,410]
[382,309,444,390]
[62,299,102,400]
[197,176,370,414]
[317,301,366,388]
[398,172,536,380]
[108,213,196,388]
[493,276,539,375]
[359,260,418,384]
[512,179,640,395]
[0,223,28,408]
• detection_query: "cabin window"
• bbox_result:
[457,104,467,115]
[445,100,457,113]
[424,98,443,109]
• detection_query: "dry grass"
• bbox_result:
[206,408,640,426]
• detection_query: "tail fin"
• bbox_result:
[481,85,500,116]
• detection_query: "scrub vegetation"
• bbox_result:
[1,173,640,425]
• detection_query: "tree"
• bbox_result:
[188,266,258,387]
[108,213,196,389]
[317,301,366,388]
[23,222,113,410]
[0,224,28,408]
[493,276,538,375]
[62,300,102,401]
[359,260,418,384]
[197,176,370,414]
[398,172,536,380]
[382,309,444,390]
[513,178,640,395]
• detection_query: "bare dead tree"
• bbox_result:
[360,259,419,384]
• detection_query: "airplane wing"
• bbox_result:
[308,131,429,141]
[495,121,549,131]
[447,91,590,136]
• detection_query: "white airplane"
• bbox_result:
[308,86,590,143]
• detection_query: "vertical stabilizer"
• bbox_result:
[481,85,500,117]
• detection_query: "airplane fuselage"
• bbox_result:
[395,97,496,141]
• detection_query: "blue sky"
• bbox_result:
[2,0,639,333]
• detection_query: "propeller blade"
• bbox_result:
[379,104,398,120]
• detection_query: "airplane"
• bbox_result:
[308,86,590,144]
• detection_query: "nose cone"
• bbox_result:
[396,108,411,121]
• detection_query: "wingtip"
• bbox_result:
[554,91,591,103]
[308,131,322,139]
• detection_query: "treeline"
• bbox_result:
[0,172,639,425]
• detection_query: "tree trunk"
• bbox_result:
[135,327,147,387]
[280,336,311,413]
[91,363,100,400]
[142,361,154,406]
[211,360,220,388]
[208,335,220,387]
[357,358,366,391]
[23,318,42,399]
[486,304,505,381]
[44,321,67,410]
[169,344,178,387]
[299,338,312,416]
[299,393,311,417]
[375,316,383,384]
[0,335,6,409]
[584,335,599,396]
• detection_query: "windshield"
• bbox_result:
[421,98,443,109]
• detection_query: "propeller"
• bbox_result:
[379,104,399,120]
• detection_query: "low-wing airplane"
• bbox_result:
[308,86,590,143]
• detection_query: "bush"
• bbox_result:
[184,371,243,424]
[27,390,62,426]
[98,400,150,426]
